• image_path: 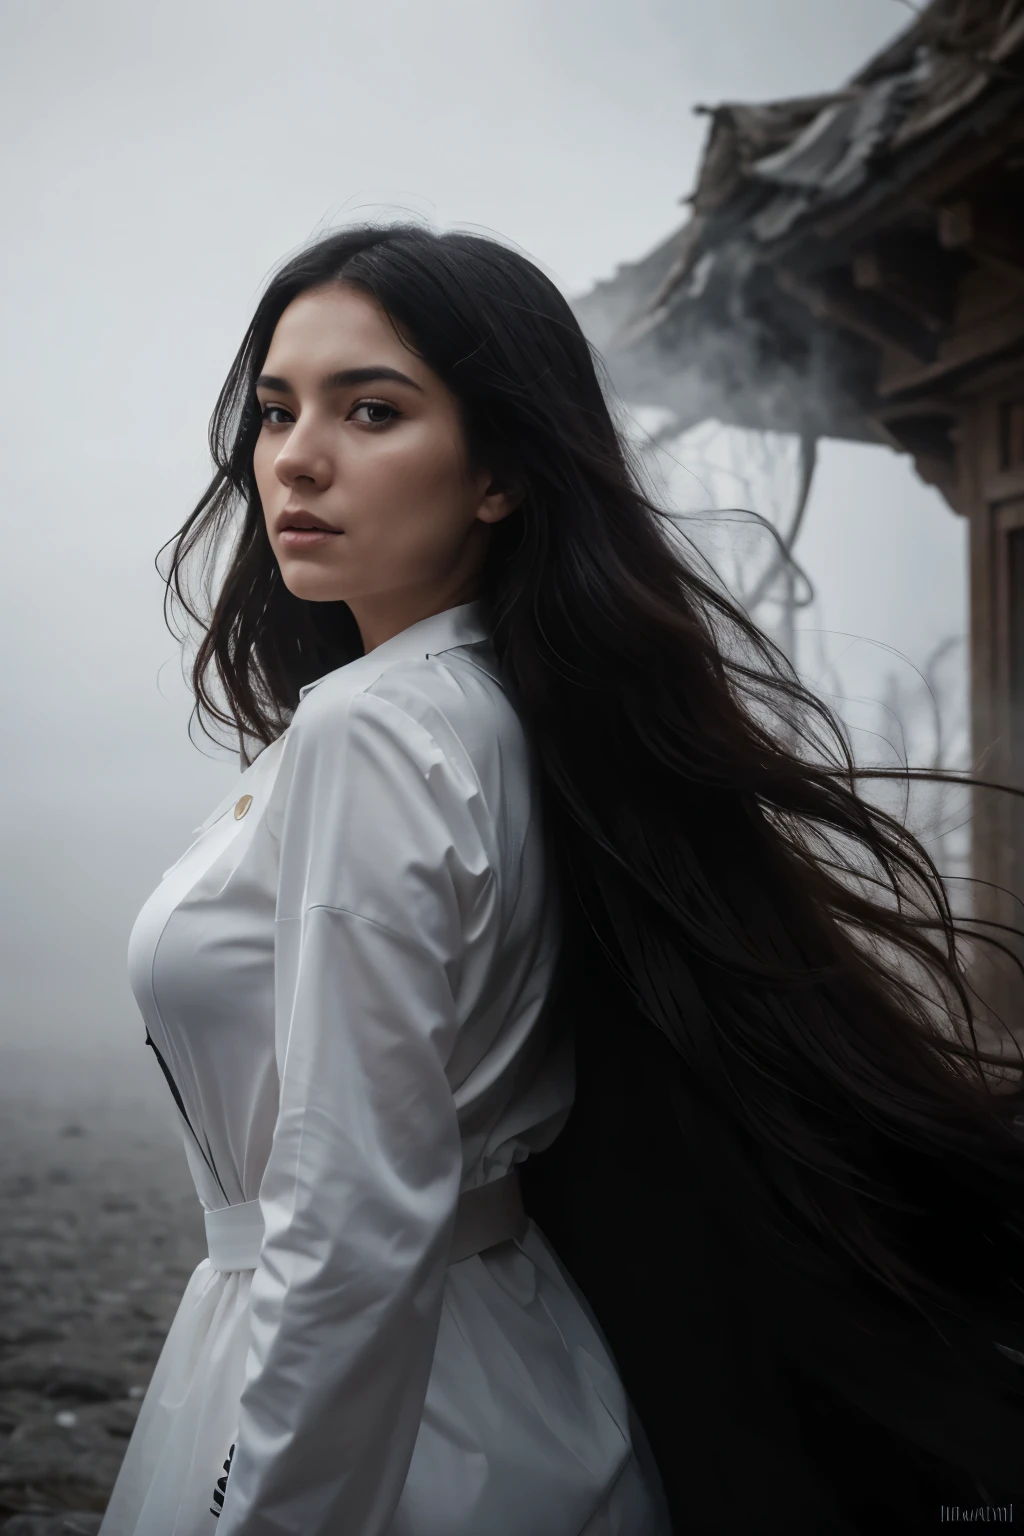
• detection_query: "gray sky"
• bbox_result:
[1,0,962,1089]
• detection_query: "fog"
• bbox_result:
[0,0,961,1094]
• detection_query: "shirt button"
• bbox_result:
[233,794,253,820]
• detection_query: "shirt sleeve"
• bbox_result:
[215,682,497,1536]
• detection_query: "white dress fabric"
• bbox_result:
[99,600,671,1536]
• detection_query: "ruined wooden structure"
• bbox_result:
[578,0,1024,1021]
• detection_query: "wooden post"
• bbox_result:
[959,389,1024,1042]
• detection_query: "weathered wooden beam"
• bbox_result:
[938,200,1024,286]
[877,293,1024,397]
[851,236,959,331]
[901,449,963,512]
[775,265,939,363]
[870,404,962,510]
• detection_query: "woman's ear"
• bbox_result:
[476,472,525,525]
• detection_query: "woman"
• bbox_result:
[100,223,1024,1536]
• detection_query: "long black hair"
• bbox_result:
[162,223,1024,1530]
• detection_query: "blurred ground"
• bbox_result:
[0,1064,204,1535]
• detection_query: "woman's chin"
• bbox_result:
[277,565,350,604]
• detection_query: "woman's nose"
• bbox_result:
[274,420,332,489]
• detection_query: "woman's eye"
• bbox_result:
[350,400,399,427]
[257,399,398,429]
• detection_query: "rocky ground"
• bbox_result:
[0,1083,205,1534]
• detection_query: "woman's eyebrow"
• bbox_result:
[255,366,424,393]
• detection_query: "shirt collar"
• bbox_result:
[297,599,492,701]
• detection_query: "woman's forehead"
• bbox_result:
[265,284,427,382]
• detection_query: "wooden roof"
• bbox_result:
[577,0,1024,484]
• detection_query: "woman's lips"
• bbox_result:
[279,528,342,548]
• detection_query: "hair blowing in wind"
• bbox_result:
[161,223,1024,1524]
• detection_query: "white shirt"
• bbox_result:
[98,600,670,1536]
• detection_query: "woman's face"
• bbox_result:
[253,281,515,651]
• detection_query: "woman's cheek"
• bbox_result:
[252,443,276,504]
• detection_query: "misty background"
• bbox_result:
[0,0,965,1103]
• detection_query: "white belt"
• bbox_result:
[205,1168,528,1272]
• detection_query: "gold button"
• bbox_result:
[233,794,253,820]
